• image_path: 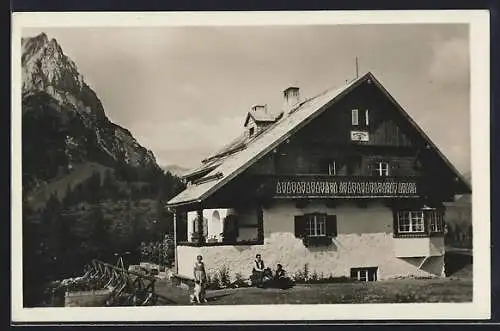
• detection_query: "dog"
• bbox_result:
[190,281,202,304]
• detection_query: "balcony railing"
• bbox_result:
[258,175,421,198]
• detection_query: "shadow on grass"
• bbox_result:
[206,293,233,302]
[445,251,473,277]
[156,293,179,305]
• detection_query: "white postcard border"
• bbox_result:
[11,10,491,322]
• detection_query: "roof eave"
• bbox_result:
[166,198,201,209]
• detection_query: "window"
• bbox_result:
[249,127,255,136]
[397,211,424,233]
[394,209,445,237]
[328,161,336,175]
[294,214,337,243]
[365,109,369,126]
[322,159,345,175]
[351,109,359,125]
[306,214,326,237]
[428,210,444,233]
[372,161,389,176]
[350,267,378,282]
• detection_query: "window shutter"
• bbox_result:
[369,161,377,176]
[392,210,399,236]
[326,215,338,237]
[294,215,307,238]
[424,210,432,235]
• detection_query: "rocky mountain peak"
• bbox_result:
[22,33,86,101]
[21,32,159,180]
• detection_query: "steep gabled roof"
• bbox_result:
[168,72,470,207]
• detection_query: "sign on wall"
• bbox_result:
[350,130,369,142]
[274,178,418,197]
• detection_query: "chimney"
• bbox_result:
[283,86,300,113]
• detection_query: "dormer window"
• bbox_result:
[249,127,255,136]
[351,109,359,126]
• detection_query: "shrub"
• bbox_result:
[205,274,220,291]
[292,270,354,284]
[231,272,250,288]
[303,263,309,281]
[292,271,306,284]
[217,265,231,288]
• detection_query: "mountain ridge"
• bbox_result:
[161,164,189,177]
[22,32,159,194]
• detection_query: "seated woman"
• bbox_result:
[261,268,274,288]
[250,254,265,287]
[273,264,294,289]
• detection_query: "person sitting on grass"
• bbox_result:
[274,264,294,289]
[275,264,286,279]
[250,254,265,287]
[261,267,274,288]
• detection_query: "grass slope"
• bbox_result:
[25,162,112,210]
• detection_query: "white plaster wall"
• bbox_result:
[177,245,201,278]
[177,200,445,281]
[394,238,431,257]
[394,236,445,258]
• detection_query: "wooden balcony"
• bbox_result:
[257,175,421,198]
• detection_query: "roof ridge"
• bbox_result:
[180,76,365,182]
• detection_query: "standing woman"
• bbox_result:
[193,255,207,302]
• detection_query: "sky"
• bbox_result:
[23,24,470,174]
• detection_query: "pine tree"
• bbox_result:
[88,205,109,256]
[87,171,102,203]
[102,169,116,199]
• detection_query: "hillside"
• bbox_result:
[25,162,111,211]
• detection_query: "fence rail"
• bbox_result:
[61,259,158,306]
